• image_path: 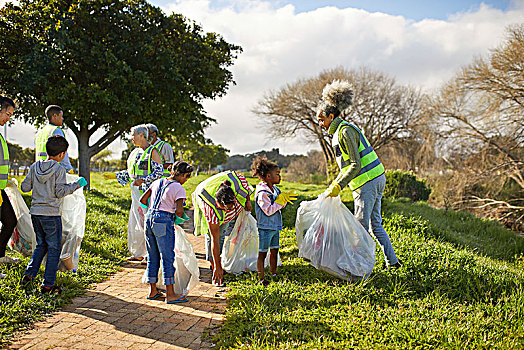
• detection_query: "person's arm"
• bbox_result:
[334,126,362,190]
[257,191,284,216]
[209,221,223,285]
[53,128,73,172]
[139,188,152,206]
[175,198,184,218]
[55,168,81,198]
[20,168,33,193]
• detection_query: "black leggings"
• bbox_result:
[0,190,17,257]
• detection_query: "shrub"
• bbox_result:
[384,170,431,201]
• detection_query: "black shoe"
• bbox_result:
[20,275,32,287]
[40,285,65,294]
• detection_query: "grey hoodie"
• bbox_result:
[21,160,81,216]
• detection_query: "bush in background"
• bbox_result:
[384,170,431,201]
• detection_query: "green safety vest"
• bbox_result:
[127,146,154,182]
[332,121,385,191]
[152,139,171,177]
[35,124,61,161]
[197,171,249,226]
[0,133,9,190]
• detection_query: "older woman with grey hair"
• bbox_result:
[146,123,175,177]
[114,124,164,261]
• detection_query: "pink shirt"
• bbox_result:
[149,179,186,214]
[255,182,285,216]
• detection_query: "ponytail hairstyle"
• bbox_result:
[169,160,194,177]
[317,80,353,118]
[0,96,15,111]
[251,156,279,180]
[215,180,235,207]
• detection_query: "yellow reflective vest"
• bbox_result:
[0,133,9,190]
[35,124,61,161]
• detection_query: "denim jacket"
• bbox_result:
[254,182,283,231]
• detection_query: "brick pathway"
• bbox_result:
[8,210,226,350]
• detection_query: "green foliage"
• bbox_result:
[172,138,229,172]
[0,0,241,179]
[384,170,431,201]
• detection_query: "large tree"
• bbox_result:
[253,67,423,171]
[428,24,524,228]
[0,0,241,185]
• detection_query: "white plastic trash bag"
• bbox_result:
[174,225,200,295]
[5,179,36,257]
[59,174,87,271]
[221,211,282,275]
[128,185,147,258]
[142,225,200,296]
[296,194,375,281]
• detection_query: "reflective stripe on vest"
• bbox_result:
[129,146,154,179]
[0,133,9,189]
[197,171,247,226]
[35,125,60,161]
[332,121,385,191]
[153,140,171,177]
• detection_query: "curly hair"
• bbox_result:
[251,156,279,179]
[317,80,354,117]
[216,180,235,206]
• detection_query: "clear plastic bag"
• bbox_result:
[221,211,282,275]
[128,185,147,258]
[5,179,36,257]
[59,174,87,271]
[142,225,200,296]
[296,194,375,281]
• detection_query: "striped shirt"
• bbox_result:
[202,173,250,225]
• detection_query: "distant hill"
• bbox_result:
[221,148,304,171]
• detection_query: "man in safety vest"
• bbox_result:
[146,124,174,178]
[316,80,401,269]
[0,96,19,267]
[35,105,74,173]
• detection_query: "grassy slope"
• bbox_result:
[1,173,523,348]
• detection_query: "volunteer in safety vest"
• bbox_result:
[192,171,253,286]
[0,96,19,267]
[317,80,401,269]
[114,124,164,261]
[34,105,73,173]
[146,123,174,178]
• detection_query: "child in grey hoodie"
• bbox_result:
[20,135,87,293]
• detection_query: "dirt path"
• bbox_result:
[8,210,226,350]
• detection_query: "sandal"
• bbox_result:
[166,296,188,304]
[127,256,144,262]
[146,291,164,300]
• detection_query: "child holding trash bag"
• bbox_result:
[252,157,296,286]
[20,136,87,293]
[139,161,193,304]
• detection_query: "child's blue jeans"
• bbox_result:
[258,229,279,252]
[145,210,175,285]
[24,215,62,288]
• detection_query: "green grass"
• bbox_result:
[0,174,130,346]
[1,172,523,348]
[216,186,524,349]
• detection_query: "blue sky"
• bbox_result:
[152,0,512,20]
[3,0,523,156]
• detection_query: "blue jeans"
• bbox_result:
[205,219,236,262]
[258,229,279,252]
[145,210,175,285]
[24,216,62,288]
[353,173,399,265]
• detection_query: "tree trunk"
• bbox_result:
[77,126,91,189]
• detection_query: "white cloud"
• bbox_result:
[4,0,524,158]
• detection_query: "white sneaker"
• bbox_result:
[0,273,6,279]
[0,256,21,264]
